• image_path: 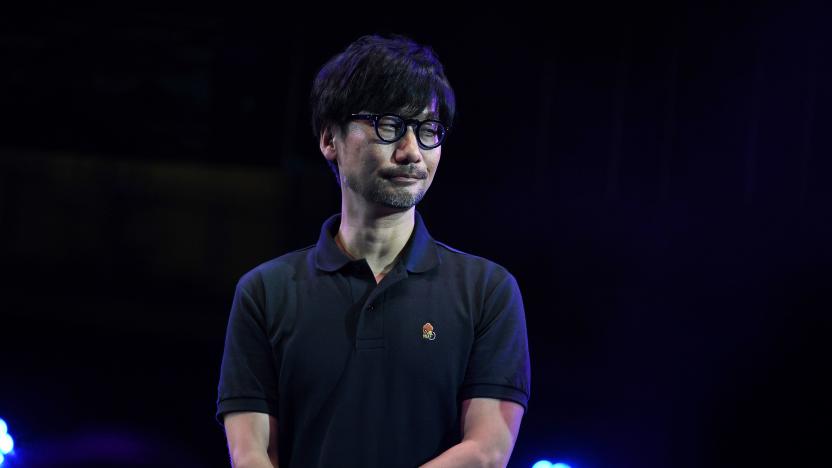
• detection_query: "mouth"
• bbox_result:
[388,176,421,184]
[380,169,428,180]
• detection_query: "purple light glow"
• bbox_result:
[19,428,203,468]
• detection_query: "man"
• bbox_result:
[217,34,530,468]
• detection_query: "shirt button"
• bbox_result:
[367,304,375,311]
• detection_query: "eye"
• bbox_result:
[376,116,404,140]
[379,122,401,131]
[378,116,401,127]
[419,122,444,141]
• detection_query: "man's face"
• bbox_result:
[334,105,442,210]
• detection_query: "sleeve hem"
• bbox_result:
[459,383,529,412]
[216,397,278,426]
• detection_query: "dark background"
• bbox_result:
[1,2,829,467]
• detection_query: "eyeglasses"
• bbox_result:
[349,113,449,149]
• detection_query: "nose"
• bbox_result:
[393,126,423,164]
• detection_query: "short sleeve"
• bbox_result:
[216,276,279,424]
[459,271,531,410]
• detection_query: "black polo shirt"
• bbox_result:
[217,211,530,468]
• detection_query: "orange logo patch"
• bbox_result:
[422,322,436,341]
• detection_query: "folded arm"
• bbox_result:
[224,411,279,468]
[420,397,524,468]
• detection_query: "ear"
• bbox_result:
[319,125,338,162]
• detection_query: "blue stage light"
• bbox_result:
[0,433,12,455]
[0,418,14,467]
[532,461,572,468]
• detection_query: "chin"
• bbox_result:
[372,188,425,209]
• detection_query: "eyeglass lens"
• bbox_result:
[376,115,445,148]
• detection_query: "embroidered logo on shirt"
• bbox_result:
[422,322,436,341]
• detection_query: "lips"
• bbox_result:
[381,169,427,180]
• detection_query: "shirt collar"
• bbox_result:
[314,210,440,274]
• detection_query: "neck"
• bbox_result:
[336,202,416,282]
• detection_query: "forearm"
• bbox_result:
[422,398,523,467]
[419,439,502,468]
[231,451,277,468]
[224,412,279,468]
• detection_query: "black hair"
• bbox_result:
[310,34,456,181]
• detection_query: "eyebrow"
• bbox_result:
[387,105,439,120]
[373,108,442,122]
[408,110,440,121]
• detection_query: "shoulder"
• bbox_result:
[432,240,519,291]
[235,244,316,296]
[432,241,525,331]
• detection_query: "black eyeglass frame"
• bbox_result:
[348,113,450,149]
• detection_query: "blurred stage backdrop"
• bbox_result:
[0,2,829,467]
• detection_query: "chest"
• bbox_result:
[268,269,478,402]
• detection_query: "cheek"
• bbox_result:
[360,147,387,172]
[427,152,441,177]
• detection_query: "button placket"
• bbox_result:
[354,267,407,349]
